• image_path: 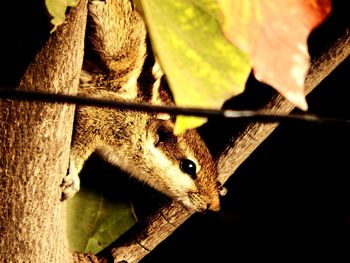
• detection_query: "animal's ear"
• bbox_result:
[149,69,175,121]
[146,119,175,146]
[155,112,172,121]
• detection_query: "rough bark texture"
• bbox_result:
[108,29,350,263]
[72,252,100,263]
[110,202,191,263]
[0,0,88,262]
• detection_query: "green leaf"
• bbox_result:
[140,0,251,134]
[66,0,79,5]
[67,169,136,254]
[45,0,80,32]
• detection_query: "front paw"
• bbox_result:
[60,173,80,201]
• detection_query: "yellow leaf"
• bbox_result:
[174,116,207,135]
[45,0,80,32]
[140,0,251,133]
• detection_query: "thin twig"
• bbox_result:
[0,88,348,125]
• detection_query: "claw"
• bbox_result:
[60,173,80,201]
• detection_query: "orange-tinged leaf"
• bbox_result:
[217,0,332,110]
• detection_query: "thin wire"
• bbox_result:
[0,88,349,125]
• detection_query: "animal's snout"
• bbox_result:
[206,195,220,212]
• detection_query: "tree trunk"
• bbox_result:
[0,0,88,261]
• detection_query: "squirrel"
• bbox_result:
[61,0,221,212]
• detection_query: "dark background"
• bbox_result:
[140,2,350,261]
[1,1,349,262]
[141,57,350,262]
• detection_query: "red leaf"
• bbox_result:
[217,0,332,110]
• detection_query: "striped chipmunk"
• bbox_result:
[61,0,221,212]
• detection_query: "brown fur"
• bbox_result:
[61,0,220,212]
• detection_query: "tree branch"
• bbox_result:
[217,29,350,184]
[0,0,88,261]
[106,28,350,263]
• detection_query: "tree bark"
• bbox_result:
[0,0,88,262]
[107,28,350,263]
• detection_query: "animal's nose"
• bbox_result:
[207,198,220,212]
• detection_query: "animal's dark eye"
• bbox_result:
[180,159,197,178]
